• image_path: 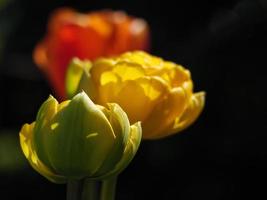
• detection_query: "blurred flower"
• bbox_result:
[33,8,150,100]
[66,51,205,139]
[19,92,141,183]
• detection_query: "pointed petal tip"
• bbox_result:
[73,90,88,100]
[130,121,142,141]
[194,91,206,109]
[47,94,59,104]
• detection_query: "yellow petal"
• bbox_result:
[142,87,188,139]
[100,77,167,123]
[100,71,120,85]
[91,58,115,86]
[119,51,163,70]
[96,60,146,105]
[96,62,150,112]
[20,123,35,159]
[138,77,167,101]
[112,61,145,81]
[97,73,122,105]
[111,81,148,123]
[148,61,191,88]
[166,63,191,87]
[182,80,194,102]
[19,122,66,183]
[153,91,205,139]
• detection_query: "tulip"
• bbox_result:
[33,8,150,100]
[66,51,205,139]
[19,92,141,183]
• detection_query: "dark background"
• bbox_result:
[1,0,267,199]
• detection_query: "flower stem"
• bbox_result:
[67,180,83,200]
[82,179,99,200]
[100,176,118,200]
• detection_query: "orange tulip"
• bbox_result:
[33,8,150,100]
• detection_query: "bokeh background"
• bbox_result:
[1,0,267,199]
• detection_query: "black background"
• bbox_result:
[1,0,267,199]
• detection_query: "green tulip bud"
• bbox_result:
[19,92,141,183]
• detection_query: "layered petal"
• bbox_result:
[100,121,142,179]
[153,92,206,139]
[97,75,168,123]
[33,95,61,168]
[19,122,66,183]
[93,103,131,177]
[142,87,188,139]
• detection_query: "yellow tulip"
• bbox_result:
[19,92,141,183]
[66,51,205,139]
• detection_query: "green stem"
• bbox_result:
[67,180,83,200]
[100,176,118,200]
[81,179,99,200]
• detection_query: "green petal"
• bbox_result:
[33,95,59,169]
[105,103,131,146]
[93,103,131,177]
[98,121,142,179]
[65,58,93,98]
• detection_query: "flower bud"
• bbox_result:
[19,92,141,183]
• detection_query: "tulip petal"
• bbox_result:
[92,59,146,105]
[112,61,145,81]
[96,59,168,122]
[91,58,115,86]
[156,62,191,88]
[97,76,122,105]
[65,58,92,98]
[110,78,167,123]
[33,41,48,71]
[94,103,131,176]
[154,92,205,139]
[100,103,131,145]
[176,91,205,130]
[119,51,162,70]
[36,95,59,122]
[19,122,66,183]
[98,121,142,179]
[33,95,60,168]
[142,87,188,139]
